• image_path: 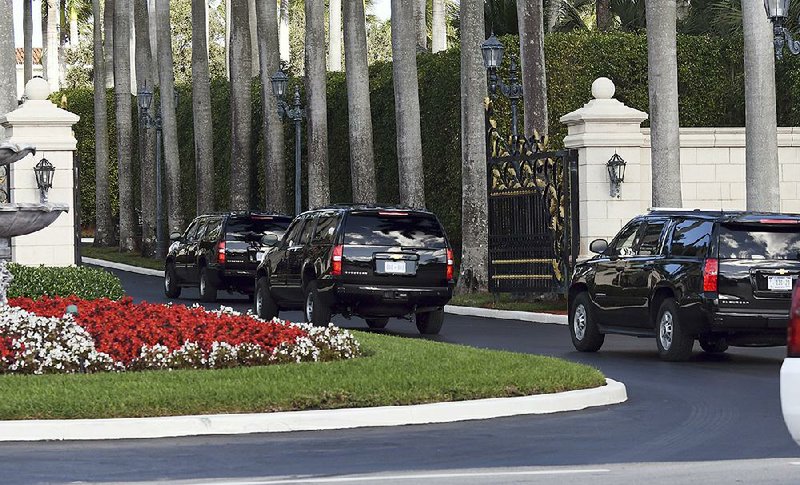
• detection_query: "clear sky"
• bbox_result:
[12,0,43,48]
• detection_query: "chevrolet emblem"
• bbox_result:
[778,269,789,275]
[391,254,403,260]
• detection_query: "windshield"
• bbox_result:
[719,225,800,260]
[343,213,447,248]
[226,217,291,241]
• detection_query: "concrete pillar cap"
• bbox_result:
[24,77,51,101]
[592,77,615,100]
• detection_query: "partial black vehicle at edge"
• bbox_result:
[569,209,800,361]
[165,212,292,302]
[254,205,454,334]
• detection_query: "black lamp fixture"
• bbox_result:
[34,158,55,202]
[481,34,505,71]
[606,153,626,198]
[270,69,289,99]
[271,68,305,216]
[765,0,799,58]
[480,34,525,154]
[138,84,154,112]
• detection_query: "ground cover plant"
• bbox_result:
[7,264,124,300]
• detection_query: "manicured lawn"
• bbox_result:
[0,331,604,420]
[81,243,164,271]
[450,292,568,314]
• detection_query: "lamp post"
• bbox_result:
[765,0,799,58]
[271,69,304,215]
[606,153,627,198]
[480,34,525,155]
[33,158,55,203]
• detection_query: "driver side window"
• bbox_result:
[609,221,642,258]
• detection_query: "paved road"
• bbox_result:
[2,269,799,484]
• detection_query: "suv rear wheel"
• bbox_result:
[199,267,218,302]
[415,309,444,335]
[164,263,181,298]
[569,292,604,352]
[699,335,728,354]
[366,318,389,329]
[255,276,278,321]
[305,280,332,326]
[656,298,693,361]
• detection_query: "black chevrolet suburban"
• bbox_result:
[569,209,800,361]
[254,205,454,334]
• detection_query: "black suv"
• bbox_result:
[254,205,454,334]
[164,212,292,301]
[569,209,800,361]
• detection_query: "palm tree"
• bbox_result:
[230,0,252,211]
[105,0,115,88]
[248,0,259,76]
[0,0,15,141]
[391,0,425,208]
[93,0,113,246]
[134,0,156,254]
[414,0,427,50]
[596,0,611,30]
[23,0,33,85]
[517,0,547,138]
[114,0,135,251]
[156,0,184,233]
[457,0,488,293]
[646,0,682,207]
[741,0,779,211]
[192,0,215,215]
[280,0,290,64]
[343,0,376,203]
[256,0,287,213]
[44,0,60,91]
[432,0,447,52]
[329,0,342,71]
[305,0,331,208]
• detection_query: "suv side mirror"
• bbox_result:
[169,231,182,242]
[261,233,279,247]
[589,239,608,254]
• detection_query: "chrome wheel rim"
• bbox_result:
[305,292,314,322]
[199,273,206,295]
[256,290,263,316]
[164,270,171,292]
[659,311,674,351]
[574,304,587,341]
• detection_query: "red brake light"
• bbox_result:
[378,211,408,216]
[446,249,454,282]
[703,258,718,292]
[217,241,226,264]
[331,245,343,276]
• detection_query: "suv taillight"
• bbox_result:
[217,241,226,264]
[703,258,718,292]
[790,287,800,357]
[446,249,454,282]
[331,245,343,276]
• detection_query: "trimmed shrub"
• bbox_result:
[7,264,125,300]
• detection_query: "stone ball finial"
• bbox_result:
[24,77,51,101]
[592,77,615,100]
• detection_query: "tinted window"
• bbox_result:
[225,216,291,241]
[669,219,713,258]
[608,221,642,257]
[313,212,339,244]
[284,218,306,246]
[719,225,800,260]
[343,212,447,248]
[638,221,667,256]
[185,219,205,242]
[299,216,317,245]
[203,218,223,242]
[183,219,200,240]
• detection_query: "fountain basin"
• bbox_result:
[0,203,70,238]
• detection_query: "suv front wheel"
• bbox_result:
[255,276,278,321]
[199,267,218,302]
[569,292,604,352]
[655,298,693,361]
[164,263,181,298]
[305,280,332,326]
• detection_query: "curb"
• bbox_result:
[82,257,163,278]
[0,379,626,442]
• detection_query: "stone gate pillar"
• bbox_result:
[560,78,648,258]
[1,78,80,266]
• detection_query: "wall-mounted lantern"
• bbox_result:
[606,152,626,198]
[34,158,55,203]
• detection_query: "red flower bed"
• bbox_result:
[9,296,306,365]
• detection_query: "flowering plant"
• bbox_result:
[0,296,361,374]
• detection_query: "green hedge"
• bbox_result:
[57,31,800,253]
[7,264,125,300]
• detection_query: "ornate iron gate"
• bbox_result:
[486,107,579,294]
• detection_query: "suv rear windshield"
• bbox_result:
[719,224,800,260]
[225,216,291,241]
[343,212,447,248]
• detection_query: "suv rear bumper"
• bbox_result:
[687,296,789,345]
[211,267,256,293]
[329,283,453,317]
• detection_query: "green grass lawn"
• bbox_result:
[81,243,164,271]
[0,331,604,420]
[449,292,568,314]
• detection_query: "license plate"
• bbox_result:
[384,261,406,274]
[768,275,793,291]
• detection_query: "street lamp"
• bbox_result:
[271,69,305,215]
[33,158,54,203]
[481,34,524,154]
[765,0,799,58]
[606,153,627,198]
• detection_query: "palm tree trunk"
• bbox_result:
[545,0,559,33]
[517,0,547,138]
[279,0,290,64]
[93,0,114,246]
[192,0,215,215]
[742,0,779,211]
[328,0,342,71]
[23,0,33,85]
[135,0,156,254]
[305,0,330,208]
[456,0,488,293]
[391,0,425,209]
[256,0,287,213]
[596,0,611,31]
[432,0,447,53]
[0,0,15,141]
[156,0,184,232]
[105,0,115,88]
[248,0,259,77]
[45,0,60,91]
[225,0,231,79]
[148,0,158,85]
[646,0,682,207]
[230,0,253,211]
[343,0,376,203]
[114,0,135,251]
[413,0,426,50]
[70,6,79,46]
